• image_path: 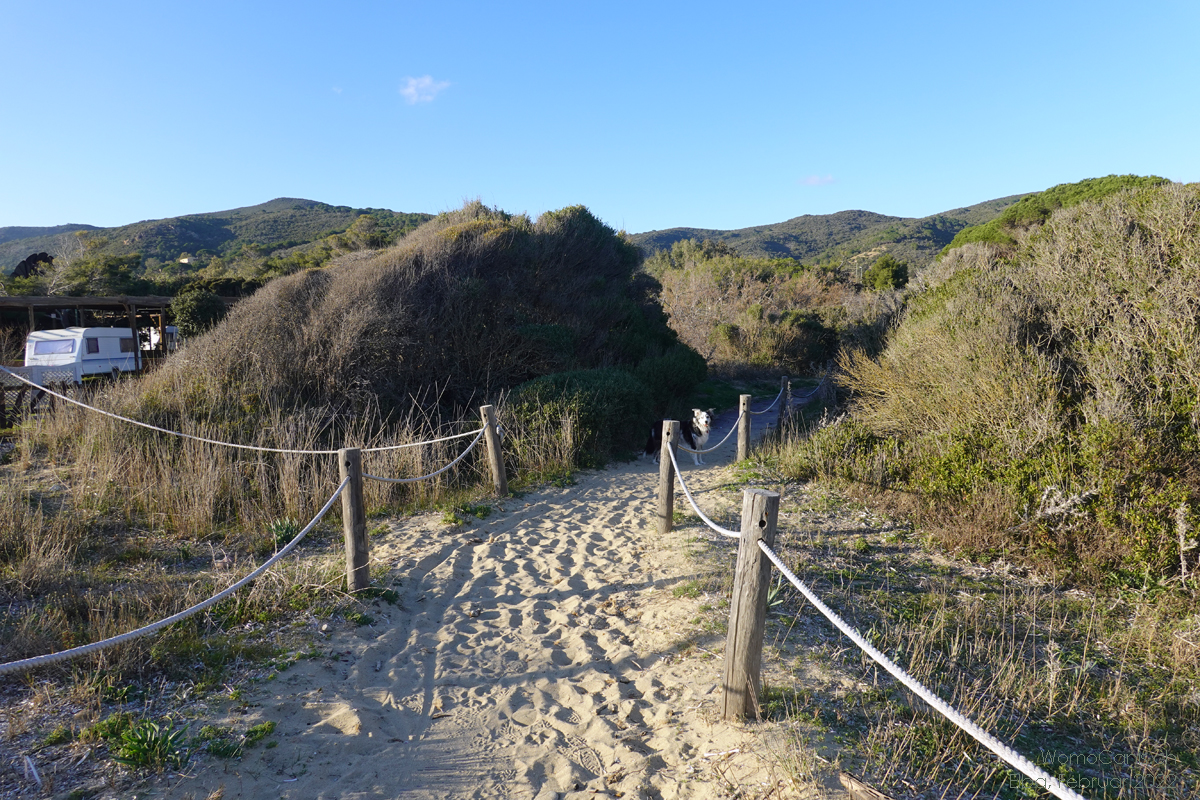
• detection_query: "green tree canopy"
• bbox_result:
[170,288,226,336]
[863,254,908,290]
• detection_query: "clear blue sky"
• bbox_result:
[3,0,1198,233]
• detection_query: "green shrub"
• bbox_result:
[862,254,908,290]
[169,288,227,337]
[824,182,1200,585]
[633,343,708,416]
[113,720,190,770]
[941,174,1169,257]
[507,368,654,467]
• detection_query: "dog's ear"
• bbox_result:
[707,408,715,415]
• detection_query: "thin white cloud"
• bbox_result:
[400,75,450,104]
[800,174,835,186]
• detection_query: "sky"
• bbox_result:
[2,0,1198,233]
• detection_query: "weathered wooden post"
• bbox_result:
[721,488,780,721]
[737,394,751,462]
[338,447,369,592]
[776,375,789,433]
[656,420,680,535]
[481,404,508,496]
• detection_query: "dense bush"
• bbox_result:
[169,288,227,336]
[127,202,694,436]
[814,182,1200,586]
[862,254,908,290]
[505,368,655,467]
[648,238,889,373]
[940,174,1169,256]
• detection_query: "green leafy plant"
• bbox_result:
[266,517,301,549]
[80,711,134,744]
[195,724,242,759]
[766,574,788,612]
[243,720,276,747]
[40,726,73,747]
[113,720,190,770]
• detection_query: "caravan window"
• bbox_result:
[33,340,75,355]
[86,338,99,354]
[119,338,136,353]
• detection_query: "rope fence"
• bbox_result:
[652,375,1089,800]
[363,427,487,484]
[666,444,740,538]
[0,394,511,678]
[0,477,351,677]
[677,411,743,456]
[0,364,483,455]
[747,384,785,415]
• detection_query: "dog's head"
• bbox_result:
[691,408,714,434]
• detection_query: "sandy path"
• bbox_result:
[160,406,793,799]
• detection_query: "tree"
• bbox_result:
[863,254,908,290]
[170,288,226,336]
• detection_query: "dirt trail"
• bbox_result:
[160,406,801,799]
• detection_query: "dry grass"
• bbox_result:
[762,507,1200,799]
[682,464,1200,799]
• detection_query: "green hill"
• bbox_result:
[0,223,98,246]
[940,175,1170,254]
[0,199,432,273]
[629,195,1027,268]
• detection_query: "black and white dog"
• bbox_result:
[645,408,715,465]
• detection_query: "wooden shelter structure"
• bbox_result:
[0,295,177,370]
[1,295,175,426]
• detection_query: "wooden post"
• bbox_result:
[481,404,508,496]
[126,303,141,373]
[721,488,780,721]
[656,420,680,535]
[776,375,789,433]
[737,394,751,462]
[338,447,369,592]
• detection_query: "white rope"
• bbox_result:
[362,427,485,453]
[0,364,483,456]
[667,445,740,539]
[748,385,786,415]
[678,411,743,455]
[757,541,1089,800]
[0,365,339,454]
[364,427,487,483]
[0,477,350,677]
[788,370,832,407]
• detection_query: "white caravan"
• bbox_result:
[23,327,139,380]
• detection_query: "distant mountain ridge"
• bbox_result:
[0,223,98,246]
[629,195,1029,268]
[4,193,1034,275]
[0,198,433,271]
